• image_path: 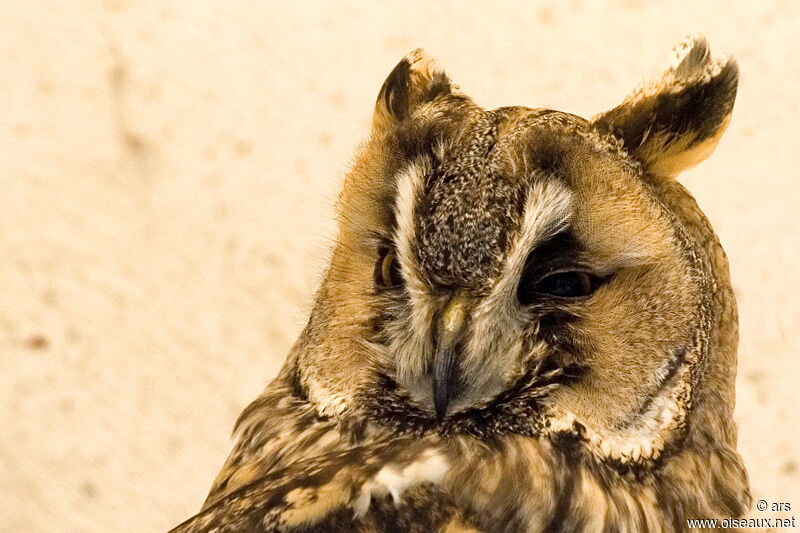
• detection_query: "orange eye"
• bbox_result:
[375,248,403,288]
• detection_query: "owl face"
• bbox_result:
[297,42,738,463]
[367,104,700,433]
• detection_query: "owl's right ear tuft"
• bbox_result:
[373,49,453,133]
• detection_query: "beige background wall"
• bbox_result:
[1,1,798,531]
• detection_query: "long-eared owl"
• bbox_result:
[172,34,749,533]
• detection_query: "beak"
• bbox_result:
[433,291,469,419]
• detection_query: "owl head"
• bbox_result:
[292,35,740,467]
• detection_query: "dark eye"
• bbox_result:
[375,248,403,289]
[536,271,594,297]
[517,270,599,305]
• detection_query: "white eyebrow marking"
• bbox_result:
[391,158,439,386]
[393,157,430,299]
[490,178,574,301]
[457,177,574,401]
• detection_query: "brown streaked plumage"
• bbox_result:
[171,34,749,533]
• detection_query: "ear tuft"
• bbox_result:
[373,49,453,133]
[670,32,711,78]
[593,34,738,178]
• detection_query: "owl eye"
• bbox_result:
[517,270,599,304]
[375,248,403,289]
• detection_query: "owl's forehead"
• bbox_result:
[401,107,611,290]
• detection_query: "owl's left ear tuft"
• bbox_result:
[373,49,453,133]
[592,34,738,178]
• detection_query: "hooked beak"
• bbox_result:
[433,291,469,419]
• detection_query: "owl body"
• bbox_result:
[173,35,749,533]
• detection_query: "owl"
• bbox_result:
[171,34,749,532]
